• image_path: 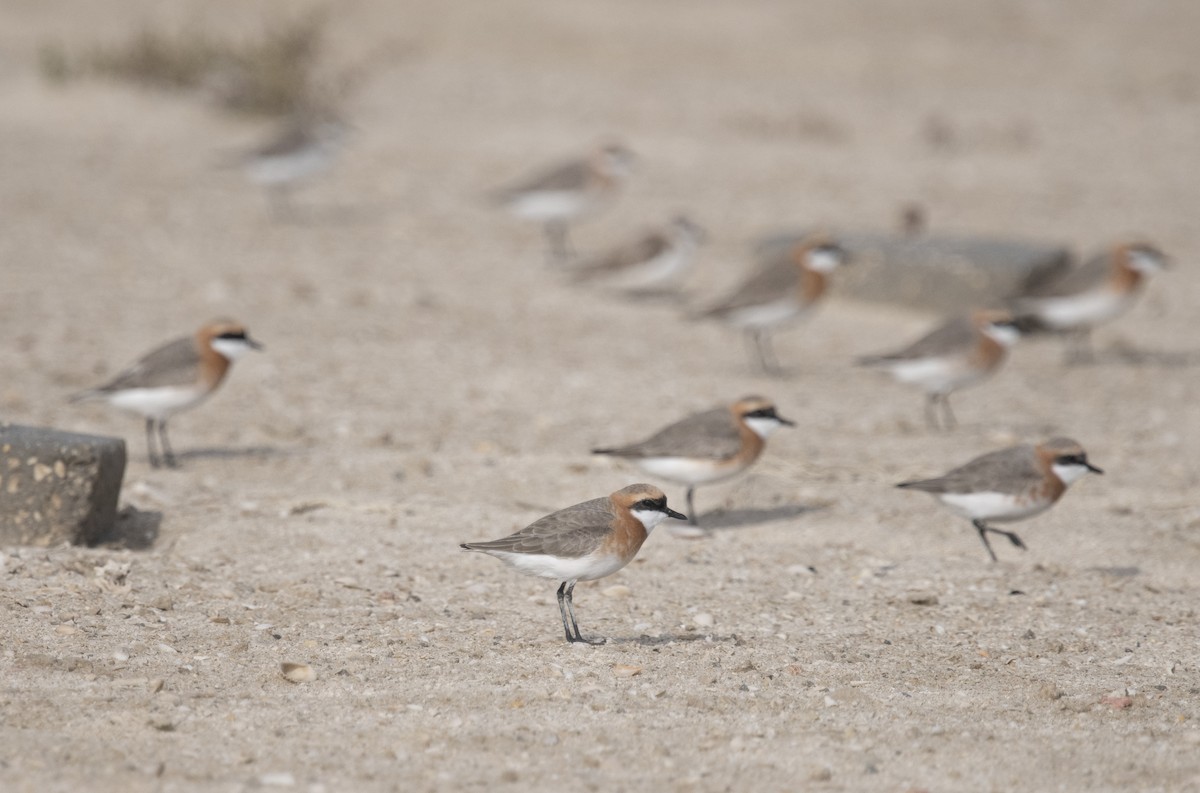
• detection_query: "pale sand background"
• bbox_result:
[2,1,1199,791]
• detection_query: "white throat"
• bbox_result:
[982,324,1021,347]
[1127,250,1164,275]
[744,416,784,439]
[1051,462,1091,485]
[806,250,842,273]
[210,338,255,361]
[631,508,667,531]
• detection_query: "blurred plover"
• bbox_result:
[857,309,1021,430]
[700,236,848,374]
[593,396,793,531]
[1011,241,1167,363]
[569,215,704,293]
[241,112,350,218]
[490,142,635,264]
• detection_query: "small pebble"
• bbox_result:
[281,662,316,683]
[602,585,631,598]
[693,613,714,628]
[258,772,296,787]
[612,664,642,678]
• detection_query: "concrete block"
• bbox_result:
[0,424,126,546]
[757,231,1072,313]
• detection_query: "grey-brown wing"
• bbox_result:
[465,497,615,558]
[250,124,315,159]
[1018,252,1109,299]
[599,408,741,459]
[574,232,670,278]
[863,315,973,362]
[899,446,1040,495]
[704,257,797,315]
[499,158,591,197]
[93,337,200,392]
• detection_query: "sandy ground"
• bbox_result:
[2,1,1200,791]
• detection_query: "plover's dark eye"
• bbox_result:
[217,331,247,341]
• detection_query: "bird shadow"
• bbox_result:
[698,502,824,531]
[1076,344,1200,368]
[270,202,390,227]
[90,505,162,550]
[175,444,292,463]
[605,632,737,647]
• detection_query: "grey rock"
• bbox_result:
[757,231,1071,313]
[0,424,126,546]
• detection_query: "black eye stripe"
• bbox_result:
[216,331,247,341]
[636,498,665,511]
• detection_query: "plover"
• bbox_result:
[857,309,1021,430]
[461,484,686,644]
[592,396,794,530]
[71,320,262,468]
[241,111,350,218]
[490,142,635,264]
[1011,241,1167,363]
[569,215,704,293]
[897,437,1103,562]
[700,235,848,374]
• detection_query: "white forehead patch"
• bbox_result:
[1051,461,1092,485]
[631,508,667,531]
[210,337,255,360]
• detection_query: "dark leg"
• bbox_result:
[940,394,958,430]
[972,519,999,563]
[564,582,603,645]
[924,394,940,430]
[990,527,1027,551]
[158,419,179,469]
[145,418,161,468]
[972,520,1027,561]
[545,220,571,265]
[556,582,574,642]
[747,330,781,376]
[269,186,296,222]
[686,487,697,526]
[1064,329,1095,366]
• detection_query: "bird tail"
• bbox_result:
[67,388,104,404]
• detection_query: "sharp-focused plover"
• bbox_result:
[897,437,1103,562]
[461,484,685,644]
[71,320,262,468]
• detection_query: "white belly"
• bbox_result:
[636,456,742,486]
[724,297,803,330]
[247,146,334,186]
[602,248,691,291]
[938,491,1051,522]
[1026,290,1131,330]
[486,550,627,582]
[106,386,209,419]
[505,191,593,222]
[883,357,982,394]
